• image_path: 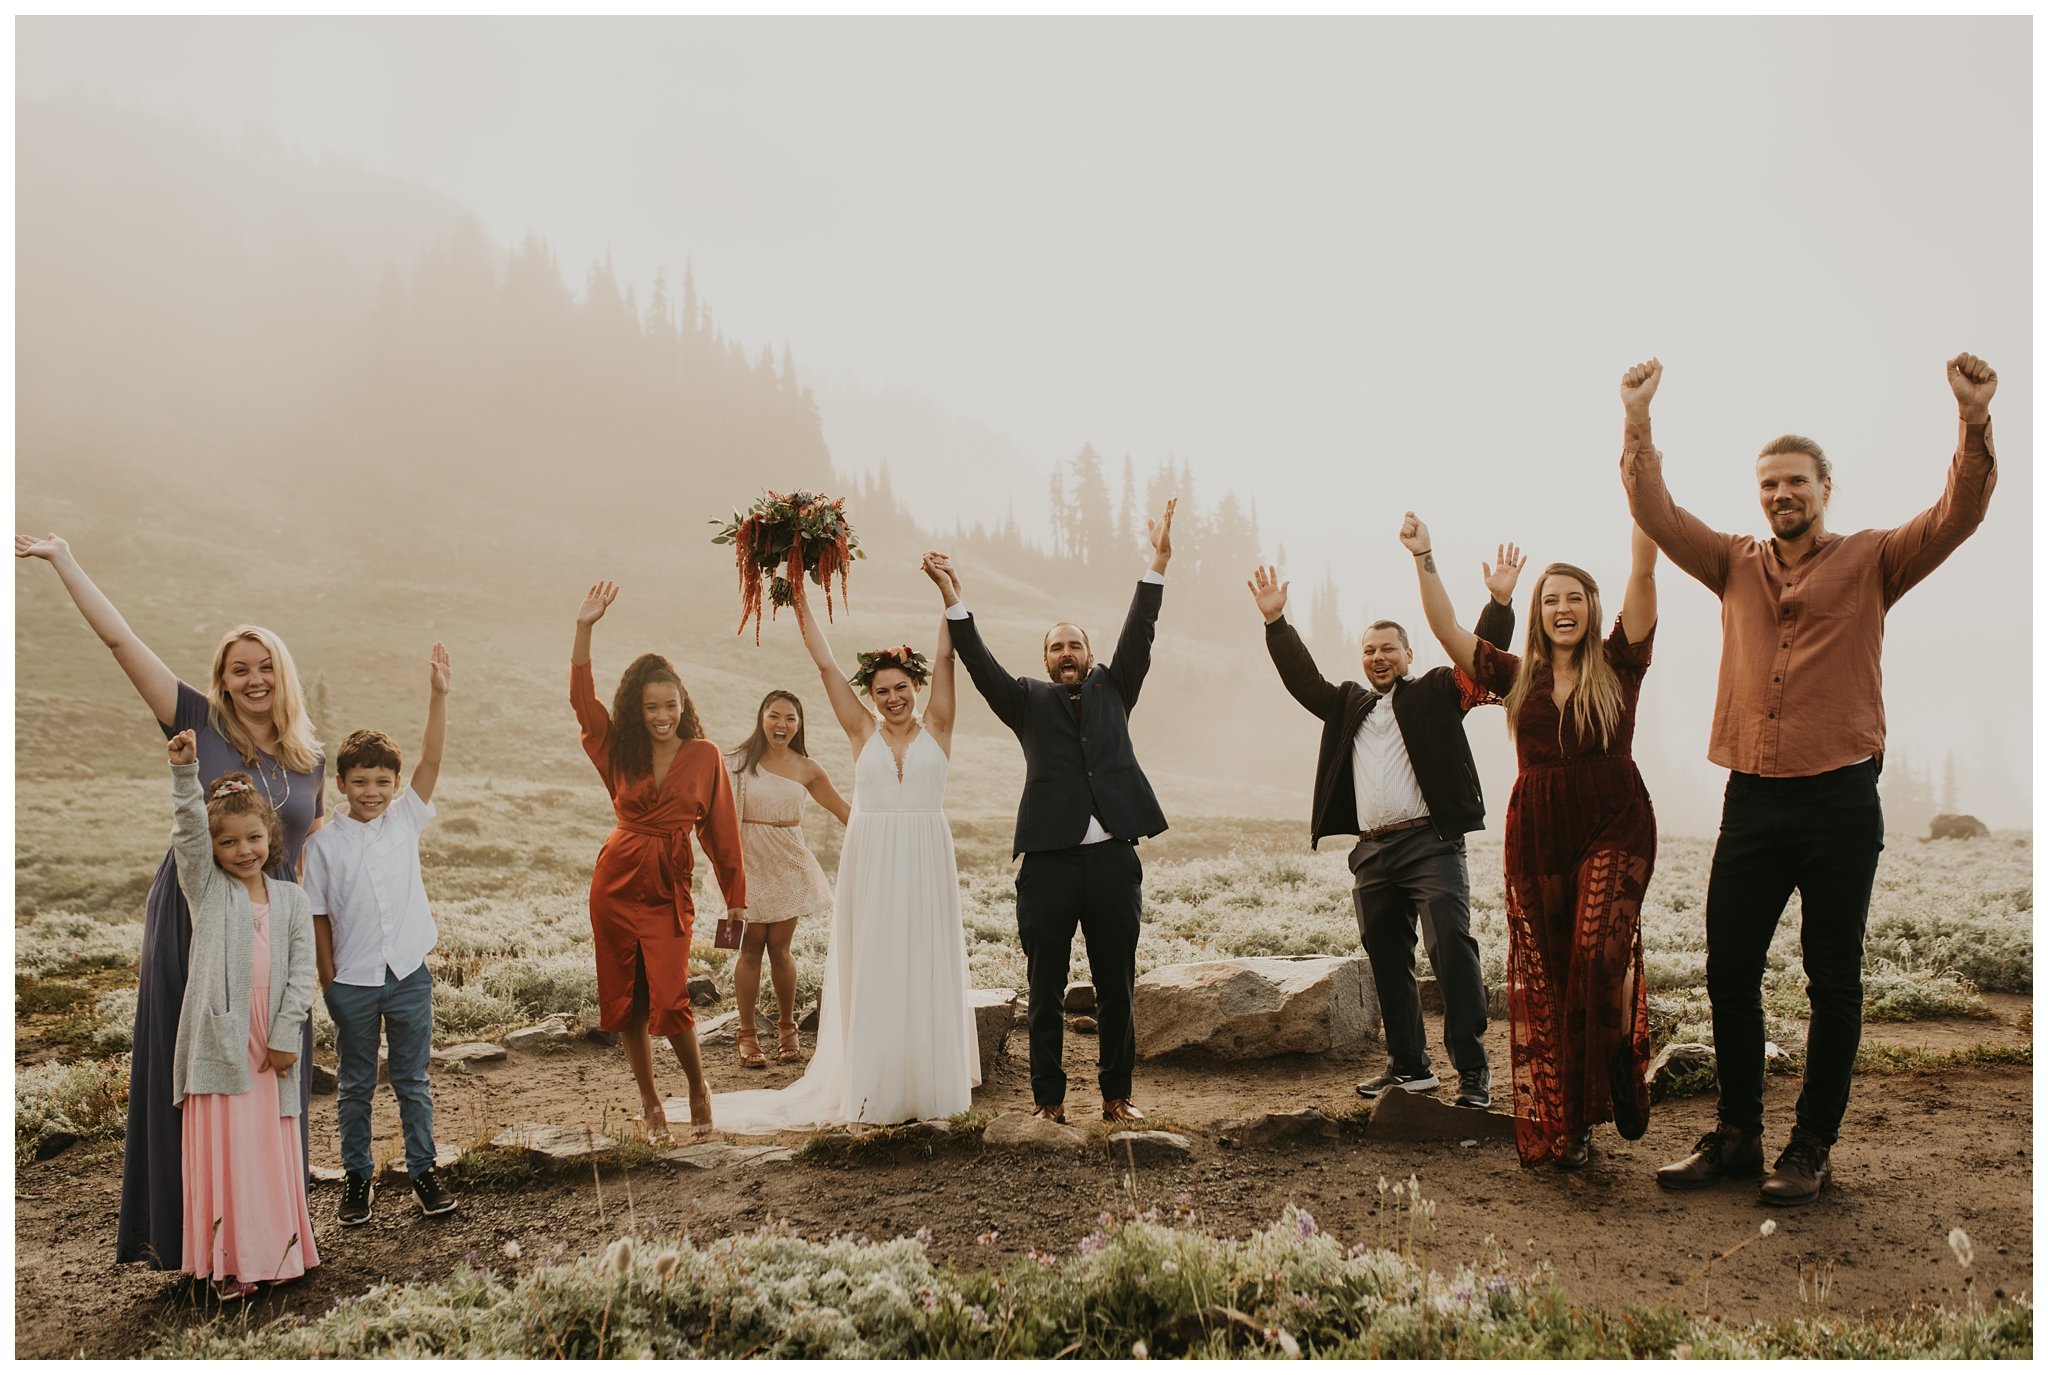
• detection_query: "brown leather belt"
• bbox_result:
[1358,816,1434,843]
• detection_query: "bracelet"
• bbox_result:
[1412,549,1432,558]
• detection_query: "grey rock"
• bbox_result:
[1929,813,1990,840]
[1070,1014,1099,1034]
[688,972,721,1007]
[309,1162,348,1184]
[1646,1042,1716,1101]
[1108,1129,1194,1164]
[378,1143,465,1182]
[32,1131,78,1161]
[1217,1107,1340,1149]
[309,1061,338,1095]
[1063,981,1097,1013]
[505,1014,577,1051]
[432,1041,508,1068]
[970,987,1018,1079]
[1416,975,1445,1014]
[798,1003,821,1034]
[489,1122,618,1161]
[1368,1087,1515,1142]
[692,1010,742,1045]
[659,1141,795,1170]
[1134,956,1380,1060]
[983,1111,1091,1151]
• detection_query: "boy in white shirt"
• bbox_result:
[302,643,455,1225]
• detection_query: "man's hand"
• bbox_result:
[1620,358,1662,421]
[1398,512,1433,558]
[168,729,197,766]
[1146,498,1177,573]
[1948,352,1997,423]
[1247,565,1289,624]
[576,580,619,627]
[1482,543,1526,605]
[428,642,452,697]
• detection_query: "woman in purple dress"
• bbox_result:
[16,533,325,1269]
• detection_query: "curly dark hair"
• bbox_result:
[607,653,704,780]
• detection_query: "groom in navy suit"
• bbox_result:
[926,499,1176,1124]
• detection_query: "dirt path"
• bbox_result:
[15,1002,2033,1358]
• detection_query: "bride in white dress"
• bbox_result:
[704,558,979,1131]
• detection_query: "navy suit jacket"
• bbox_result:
[951,580,1170,857]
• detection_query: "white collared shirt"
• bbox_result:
[1351,680,1430,834]
[301,787,438,985]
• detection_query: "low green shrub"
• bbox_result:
[15,1055,129,1162]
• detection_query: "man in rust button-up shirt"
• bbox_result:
[1618,353,1999,1207]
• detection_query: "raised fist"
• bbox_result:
[1620,358,1662,416]
[1947,353,1996,418]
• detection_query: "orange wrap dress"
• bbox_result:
[572,661,747,1037]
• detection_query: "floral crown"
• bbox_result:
[849,645,931,694]
[208,779,255,800]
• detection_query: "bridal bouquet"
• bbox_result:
[710,490,864,643]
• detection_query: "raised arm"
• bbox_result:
[571,580,617,668]
[1106,498,1174,710]
[1399,514,1479,678]
[1621,524,1659,644]
[926,552,1030,728]
[922,608,958,755]
[1614,360,1734,595]
[1250,565,1343,722]
[17,534,180,726]
[410,642,451,804]
[1875,352,2000,604]
[790,574,875,743]
[166,733,220,911]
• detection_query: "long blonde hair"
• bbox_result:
[207,625,322,774]
[1502,564,1624,750]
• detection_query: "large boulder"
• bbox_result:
[1368,1088,1515,1143]
[505,1014,577,1051]
[970,988,1019,1079]
[1133,956,1379,1060]
[1929,814,1990,840]
[1216,1107,1341,1149]
[984,1111,1091,1151]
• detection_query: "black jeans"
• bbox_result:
[1016,841,1143,1106]
[1706,760,1885,1146]
[1349,828,1489,1079]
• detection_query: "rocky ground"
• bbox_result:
[14,990,2032,1358]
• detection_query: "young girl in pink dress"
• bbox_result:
[166,728,320,1300]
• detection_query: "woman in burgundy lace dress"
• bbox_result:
[1404,513,1660,1169]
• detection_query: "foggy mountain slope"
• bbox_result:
[13,97,1316,823]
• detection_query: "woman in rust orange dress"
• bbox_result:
[1405,514,1660,1171]
[571,579,747,1143]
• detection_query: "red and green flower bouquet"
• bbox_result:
[710,490,864,643]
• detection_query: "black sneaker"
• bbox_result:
[1454,1069,1492,1110]
[1356,1067,1442,1099]
[338,1173,375,1227]
[412,1168,459,1218]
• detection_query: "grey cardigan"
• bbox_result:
[168,762,315,1115]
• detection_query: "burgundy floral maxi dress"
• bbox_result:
[1470,618,1657,1166]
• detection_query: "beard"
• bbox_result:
[1046,656,1088,683]
[1771,506,1816,540]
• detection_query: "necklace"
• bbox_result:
[252,751,292,810]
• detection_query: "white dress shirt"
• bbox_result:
[947,570,1164,844]
[301,787,439,985]
[1351,680,1430,833]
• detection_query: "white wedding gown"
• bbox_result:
[704,726,979,1131]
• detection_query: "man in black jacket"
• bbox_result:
[926,501,1175,1126]
[1249,551,1520,1108]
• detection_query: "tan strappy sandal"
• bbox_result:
[737,1022,768,1069]
[775,1017,801,1063]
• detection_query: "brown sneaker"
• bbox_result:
[1758,1130,1832,1207]
[1656,1123,1765,1189]
[1030,1103,1067,1125]
[1102,1098,1145,1123]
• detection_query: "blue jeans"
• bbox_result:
[324,964,438,1179]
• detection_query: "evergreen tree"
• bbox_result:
[1116,455,1138,558]
[1068,444,1114,566]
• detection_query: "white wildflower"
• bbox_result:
[1759,1219,1776,1237]
[501,1239,522,1260]
[654,1249,681,1281]
[1131,1340,1149,1359]
[1276,1329,1301,1358]
[1948,1227,1974,1268]
[604,1236,636,1277]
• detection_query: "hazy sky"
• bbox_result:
[16,17,2034,825]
